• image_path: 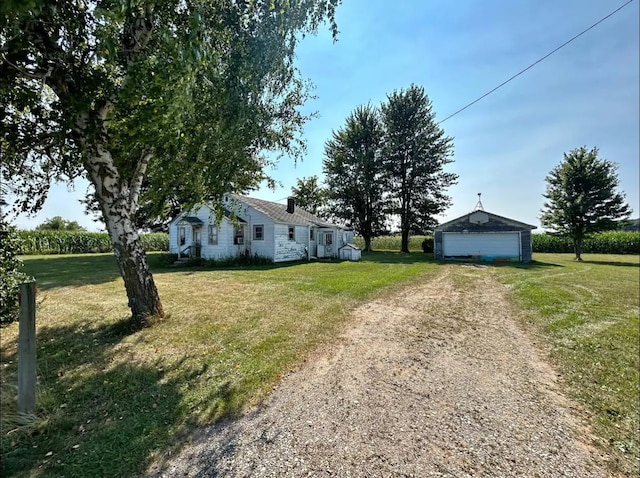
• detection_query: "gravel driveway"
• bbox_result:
[147,265,611,477]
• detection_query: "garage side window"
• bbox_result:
[253,224,264,241]
[208,225,218,245]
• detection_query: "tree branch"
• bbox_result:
[129,150,153,213]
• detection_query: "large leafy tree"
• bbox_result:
[540,146,631,261]
[291,175,327,218]
[381,84,456,252]
[1,0,339,329]
[36,216,86,231]
[323,104,387,252]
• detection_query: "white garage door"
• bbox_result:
[443,232,520,258]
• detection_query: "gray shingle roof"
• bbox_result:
[230,194,341,228]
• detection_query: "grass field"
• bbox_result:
[494,253,639,476]
[1,252,637,477]
[1,252,436,477]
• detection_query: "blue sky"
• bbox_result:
[12,0,639,231]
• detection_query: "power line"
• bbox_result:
[437,0,635,125]
[389,0,635,154]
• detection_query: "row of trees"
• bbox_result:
[295,144,631,261]
[293,84,457,252]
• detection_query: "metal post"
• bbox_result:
[18,281,37,415]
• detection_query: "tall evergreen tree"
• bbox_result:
[1,0,340,329]
[381,84,456,252]
[541,146,631,260]
[323,104,387,252]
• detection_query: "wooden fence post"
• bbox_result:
[18,280,37,415]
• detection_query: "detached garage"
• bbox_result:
[434,209,536,263]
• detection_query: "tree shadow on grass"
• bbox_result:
[21,254,123,291]
[437,259,563,270]
[580,259,639,268]
[359,251,433,264]
[0,317,242,478]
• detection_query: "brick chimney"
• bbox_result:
[286,197,295,214]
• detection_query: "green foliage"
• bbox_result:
[0,220,28,324]
[421,236,434,253]
[2,1,340,216]
[532,231,638,254]
[183,253,274,268]
[17,231,168,255]
[291,175,328,218]
[139,233,170,253]
[540,147,631,259]
[617,218,640,231]
[1,0,341,323]
[324,103,388,251]
[35,216,86,231]
[353,235,430,251]
[381,84,457,251]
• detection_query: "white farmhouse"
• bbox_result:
[168,194,358,262]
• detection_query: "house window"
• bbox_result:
[208,225,218,245]
[179,227,186,246]
[234,225,244,245]
[253,224,264,241]
[288,226,295,241]
[310,229,314,241]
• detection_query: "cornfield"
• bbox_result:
[17,231,169,255]
[533,231,639,254]
[353,235,430,251]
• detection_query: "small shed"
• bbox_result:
[339,243,362,262]
[434,208,536,263]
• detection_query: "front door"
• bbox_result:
[324,232,333,257]
[192,227,202,257]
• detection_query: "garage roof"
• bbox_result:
[436,210,536,231]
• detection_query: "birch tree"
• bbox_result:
[1,0,340,329]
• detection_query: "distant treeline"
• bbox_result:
[17,231,169,255]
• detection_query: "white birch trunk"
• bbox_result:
[85,145,164,329]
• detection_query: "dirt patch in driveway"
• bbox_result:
[147,265,612,477]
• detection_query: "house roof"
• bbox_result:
[229,194,343,228]
[171,207,246,226]
[436,209,537,231]
[178,216,204,225]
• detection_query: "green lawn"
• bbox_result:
[1,252,637,477]
[1,251,436,478]
[494,253,639,476]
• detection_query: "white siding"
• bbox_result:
[273,224,309,262]
[244,208,275,260]
[169,219,179,254]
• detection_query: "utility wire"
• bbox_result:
[437,0,635,125]
[390,0,635,153]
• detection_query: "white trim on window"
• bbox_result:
[208,225,218,245]
[253,224,264,241]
